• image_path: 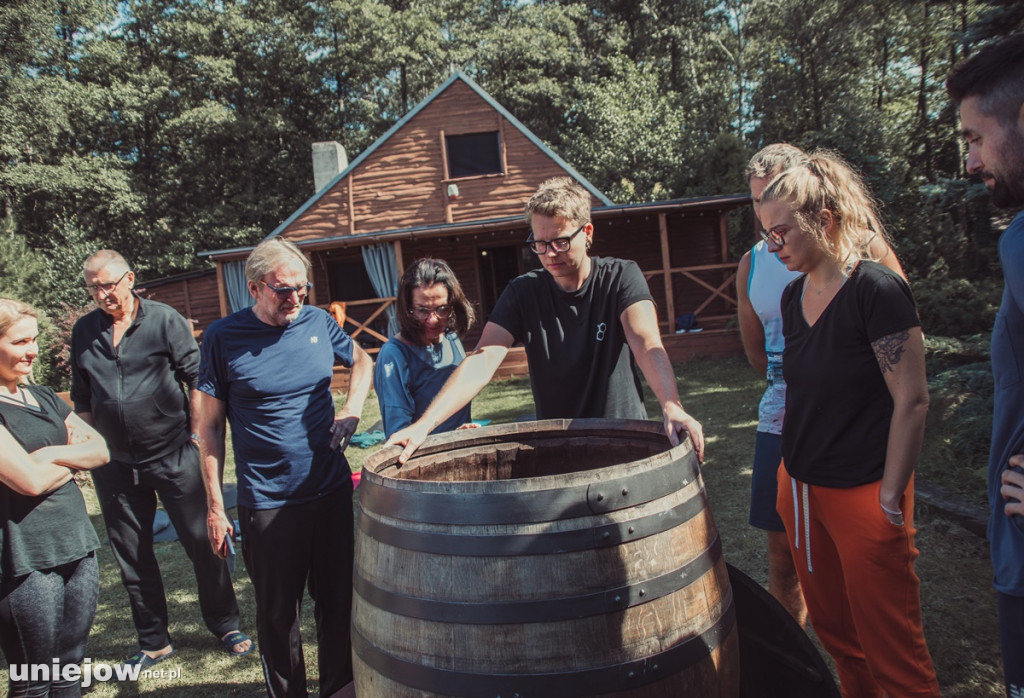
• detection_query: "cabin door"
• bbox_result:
[477,244,541,318]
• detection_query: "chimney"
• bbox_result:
[312,141,348,193]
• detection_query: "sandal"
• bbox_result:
[123,648,177,670]
[221,630,254,657]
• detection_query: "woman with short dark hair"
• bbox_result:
[374,259,476,437]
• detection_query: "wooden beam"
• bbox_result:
[347,173,356,233]
[182,277,193,320]
[306,251,319,307]
[439,129,453,224]
[393,239,405,276]
[498,116,509,175]
[215,260,229,319]
[658,213,675,332]
[719,210,729,263]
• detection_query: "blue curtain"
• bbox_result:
[224,261,254,313]
[361,243,399,337]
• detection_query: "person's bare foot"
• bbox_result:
[142,644,174,660]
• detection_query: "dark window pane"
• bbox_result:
[446,132,502,178]
[327,258,376,301]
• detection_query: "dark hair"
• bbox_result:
[947,33,1024,125]
[396,258,475,344]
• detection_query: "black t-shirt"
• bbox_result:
[781,261,921,487]
[487,256,653,420]
[0,386,100,580]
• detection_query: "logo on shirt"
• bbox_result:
[383,362,395,379]
[595,322,607,342]
[310,336,318,344]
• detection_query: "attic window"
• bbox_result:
[446,131,502,178]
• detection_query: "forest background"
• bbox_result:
[1,0,1023,489]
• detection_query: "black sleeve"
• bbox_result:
[860,266,920,343]
[615,259,654,312]
[164,308,201,391]
[486,275,527,341]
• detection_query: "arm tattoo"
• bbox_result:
[872,330,910,374]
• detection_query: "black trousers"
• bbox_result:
[91,440,240,651]
[239,482,354,698]
[999,591,1024,697]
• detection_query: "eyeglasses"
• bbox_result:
[410,305,453,320]
[259,279,312,300]
[759,225,788,247]
[525,224,585,255]
[84,270,130,295]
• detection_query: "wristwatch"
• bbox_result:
[190,432,201,446]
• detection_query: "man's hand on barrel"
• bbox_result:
[384,421,432,465]
[663,402,704,463]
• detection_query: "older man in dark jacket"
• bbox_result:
[71,249,250,668]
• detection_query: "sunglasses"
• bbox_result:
[259,280,312,300]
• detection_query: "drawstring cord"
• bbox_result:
[802,482,813,574]
[790,476,813,574]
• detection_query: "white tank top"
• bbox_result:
[747,240,802,434]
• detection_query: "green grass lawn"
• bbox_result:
[0,357,1003,696]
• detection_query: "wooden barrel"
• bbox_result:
[353,419,740,697]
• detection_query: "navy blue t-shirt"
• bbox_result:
[199,305,355,509]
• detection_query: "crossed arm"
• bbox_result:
[0,411,109,496]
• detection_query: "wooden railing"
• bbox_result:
[643,262,739,331]
[321,297,396,354]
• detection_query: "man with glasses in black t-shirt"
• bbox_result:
[386,176,704,464]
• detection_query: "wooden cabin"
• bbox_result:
[182,72,748,381]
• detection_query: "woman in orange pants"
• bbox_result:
[761,151,940,697]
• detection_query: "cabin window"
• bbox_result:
[326,257,377,301]
[446,132,503,178]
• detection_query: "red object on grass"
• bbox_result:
[351,471,361,488]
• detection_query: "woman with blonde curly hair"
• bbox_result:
[0,298,109,697]
[760,152,940,696]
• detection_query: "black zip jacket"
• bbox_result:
[70,296,199,464]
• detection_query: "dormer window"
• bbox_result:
[446,131,503,178]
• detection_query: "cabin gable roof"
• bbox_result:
[269,72,611,244]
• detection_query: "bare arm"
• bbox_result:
[31,412,110,471]
[198,393,231,557]
[384,321,512,464]
[621,300,705,461]
[736,252,768,375]
[189,389,202,445]
[330,343,373,450]
[873,327,929,524]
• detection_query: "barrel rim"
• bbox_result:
[362,418,693,494]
